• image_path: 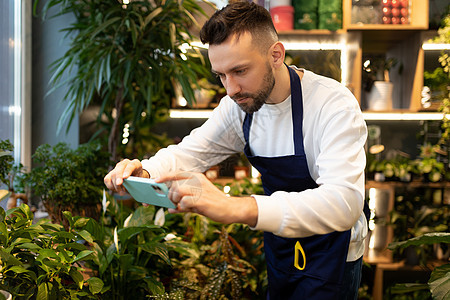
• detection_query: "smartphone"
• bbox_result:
[122,176,176,209]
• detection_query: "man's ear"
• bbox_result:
[269,41,285,68]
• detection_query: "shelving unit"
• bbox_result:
[276,0,430,111]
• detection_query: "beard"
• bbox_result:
[231,64,275,114]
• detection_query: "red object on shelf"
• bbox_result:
[381,0,409,24]
[391,16,401,24]
[270,5,294,31]
[391,7,400,17]
[391,0,401,7]
[382,7,392,16]
[400,7,408,17]
[399,0,409,7]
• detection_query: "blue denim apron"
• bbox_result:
[243,66,351,299]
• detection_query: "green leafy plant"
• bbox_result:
[389,191,449,266]
[388,233,450,300]
[24,142,110,226]
[424,15,450,153]
[157,179,267,299]
[0,139,27,209]
[158,219,265,299]
[34,0,211,161]
[412,143,446,182]
[0,203,104,299]
[0,140,14,189]
[368,155,413,182]
[72,194,197,299]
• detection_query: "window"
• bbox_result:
[0,1,30,165]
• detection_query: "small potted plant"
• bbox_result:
[363,55,399,110]
[24,141,110,227]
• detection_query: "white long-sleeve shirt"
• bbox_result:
[142,69,368,261]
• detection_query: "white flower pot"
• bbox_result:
[367,81,393,111]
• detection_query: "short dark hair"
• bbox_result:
[199,1,278,51]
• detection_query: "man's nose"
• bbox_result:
[224,76,241,98]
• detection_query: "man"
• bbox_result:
[104,1,368,299]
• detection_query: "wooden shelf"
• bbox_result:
[346,25,428,31]
[343,0,429,30]
[366,180,450,189]
[278,29,346,35]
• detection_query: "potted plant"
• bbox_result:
[35,0,212,162]
[24,142,110,227]
[363,55,399,110]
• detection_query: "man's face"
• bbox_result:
[208,32,275,114]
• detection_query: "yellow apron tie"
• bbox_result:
[294,241,306,270]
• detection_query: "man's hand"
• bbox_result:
[156,172,258,227]
[104,159,150,195]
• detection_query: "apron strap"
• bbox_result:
[243,113,253,155]
[287,66,305,155]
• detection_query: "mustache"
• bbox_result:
[231,93,253,101]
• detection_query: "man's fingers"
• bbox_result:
[104,158,143,194]
[155,171,192,183]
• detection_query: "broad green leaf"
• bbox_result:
[140,243,171,265]
[144,276,165,295]
[62,211,74,229]
[69,267,85,290]
[388,232,450,250]
[76,229,94,244]
[106,244,116,264]
[165,239,199,259]
[72,250,94,263]
[37,282,49,300]
[117,226,147,242]
[38,249,60,259]
[0,248,22,265]
[73,217,90,228]
[87,277,104,294]
[0,222,8,241]
[53,231,76,240]
[8,265,30,274]
[39,222,64,231]
[390,283,429,294]
[429,264,450,300]
[115,253,134,274]
[18,242,42,251]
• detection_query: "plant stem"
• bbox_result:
[108,84,124,162]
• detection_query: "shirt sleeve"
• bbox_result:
[141,98,245,179]
[252,91,367,239]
